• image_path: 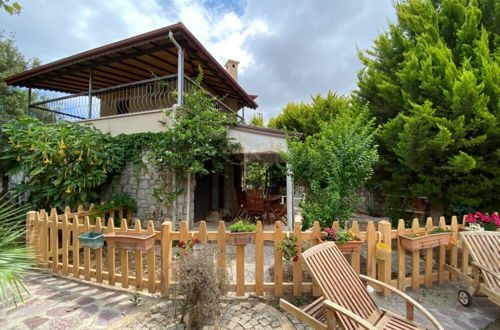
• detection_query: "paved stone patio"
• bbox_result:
[0,271,144,329]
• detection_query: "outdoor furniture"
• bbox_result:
[265,195,286,223]
[448,231,500,307]
[245,189,268,220]
[279,242,443,330]
[234,188,247,217]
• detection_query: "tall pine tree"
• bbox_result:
[357,0,499,216]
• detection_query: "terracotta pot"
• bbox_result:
[227,232,255,245]
[105,231,156,251]
[317,236,364,254]
[399,232,451,251]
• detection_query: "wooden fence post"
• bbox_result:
[438,216,447,284]
[449,216,458,281]
[255,221,264,296]
[411,218,420,290]
[95,217,103,283]
[107,218,116,286]
[366,221,377,280]
[134,219,143,290]
[120,219,129,289]
[236,243,245,296]
[397,219,406,291]
[311,221,321,296]
[274,221,284,296]
[217,221,226,275]
[61,215,69,276]
[50,208,58,273]
[378,221,391,296]
[72,215,80,278]
[293,220,303,296]
[147,220,156,293]
[424,217,433,287]
[160,221,172,296]
[199,221,208,243]
[351,221,361,274]
[83,216,91,281]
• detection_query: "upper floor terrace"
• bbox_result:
[4,22,257,125]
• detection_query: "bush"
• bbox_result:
[172,246,228,328]
[284,108,378,229]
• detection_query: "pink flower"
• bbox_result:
[491,213,499,222]
[183,253,188,256]
[466,213,476,223]
[496,219,500,227]
[482,214,491,223]
[475,211,483,218]
[292,256,299,262]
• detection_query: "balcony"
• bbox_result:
[28,74,243,122]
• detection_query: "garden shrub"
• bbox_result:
[284,108,378,229]
[172,246,228,328]
[1,116,124,209]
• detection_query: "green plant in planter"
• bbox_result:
[229,221,256,233]
[1,116,124,209]
[277,236,300,262]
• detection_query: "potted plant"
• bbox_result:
[465,212,500,231]
[228,221,256,245]
[399,228,452,251]
[318,228,364,254]
[105,231,156,251]
[78,232,105,249]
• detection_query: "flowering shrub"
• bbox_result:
[465,212,500,231]
[174,239,200,258]
[322,228,356,244]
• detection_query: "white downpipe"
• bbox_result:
[169,31,184,227]
[186,173,192,226]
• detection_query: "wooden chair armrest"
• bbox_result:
[323,299,376,330]
[471,262,500,281]
[359,275,443,330]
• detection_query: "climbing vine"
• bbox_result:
[148,74,241,205]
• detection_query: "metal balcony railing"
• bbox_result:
[28,74,242,121]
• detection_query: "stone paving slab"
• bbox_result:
[0,271,145,329]
[373,282,500,330]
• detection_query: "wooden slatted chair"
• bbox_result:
[280,242,443,329]
[456,231,500,307]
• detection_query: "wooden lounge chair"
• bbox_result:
[455,231,500,307]
[280,242,443,329]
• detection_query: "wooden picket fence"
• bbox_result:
[26,205,473,297]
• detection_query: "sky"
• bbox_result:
[1,0,396,121]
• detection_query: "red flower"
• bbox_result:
[178,241,186,248]
[292,255,299,262]
[183,253,188,256]
[465,213,476,223]
[482,214,491,223]
[475,211,483,218]
[193,238,200,244]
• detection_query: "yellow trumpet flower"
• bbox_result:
[65,188,71,193]
[15,143,21,148]
[16,155,21,162]
[77,156,84,162]
[29,145,35,151]
[57,150,65,156]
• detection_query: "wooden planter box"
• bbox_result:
[78,232,104,249]
[317,236,364,254]
[399,232,451,251]
[105,231,156,251]
[227,232,255,245]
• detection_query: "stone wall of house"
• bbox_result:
[103,154,195,230]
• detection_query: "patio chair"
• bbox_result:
[456,231,500,307]
[245,189,268,220]
[280,242,443,330]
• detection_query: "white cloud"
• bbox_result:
[0,0,396,120]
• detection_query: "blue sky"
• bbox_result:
[1,0,396,120]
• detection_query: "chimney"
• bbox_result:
[224,59,239,81]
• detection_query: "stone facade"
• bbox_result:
[103,154,194,230]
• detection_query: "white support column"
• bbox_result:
[286,164,294,231]
[186,173,192,226]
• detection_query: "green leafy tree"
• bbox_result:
[248,114,264,127]
[284,108,378,229]
[1,117,125,209]
[0,0,21,15]
[356,0,500,216]
[269,91,350,136]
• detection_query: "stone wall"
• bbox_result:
[103,154,194,230]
